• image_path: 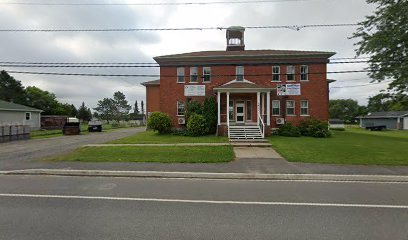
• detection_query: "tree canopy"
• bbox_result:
[352,0,408,92]
[329,99,366,123]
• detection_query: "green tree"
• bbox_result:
[352,0,408,92]
[0,70,27,104]
[185,100,203,121]
[112,91,131,122]
[202,97,217,134]
[141,100,145,115]
[94,98,115,123]
[78,102,92,122]
[367,92,408,112]
[329,99,364,123]
[25,86,61,115]
[134,100,140,114]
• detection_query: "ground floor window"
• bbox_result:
[286,100,295,115]
[272,100,280,116]
[229,100,234,121]
[177,101,185,116]
[25,112,31,120]
[246,100,252,121]
[300,100,309,115]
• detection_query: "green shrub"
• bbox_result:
[203,97,218,134]
[299,117,331,138]
[185,100,203,121]
[147,112,172,134]
[276,123,301,137]
[111,122,120,128]
[187,113,209,136]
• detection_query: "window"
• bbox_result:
[190,67,198,83]
[272,100,280,116]
[177,67,185,83]
[229,100,234,121]
[236,66,244,81]
[286,100,295,115]
[203,67,211,82]
[25,112,31,120]
[286,65,295,81]
[177,101,185,116]
[246,100,252,121]
[300,100,309,115]
[301,65,308,81]
[272,66,280,82]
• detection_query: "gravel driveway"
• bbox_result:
[0,127,145,170]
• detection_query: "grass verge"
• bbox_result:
[49,146,234,163]
[109,130,228,144]
[270,127,408,166]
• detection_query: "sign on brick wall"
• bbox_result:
[277,84,301,96]
[184,85,206,96]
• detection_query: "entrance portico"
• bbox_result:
[214,81,274,138]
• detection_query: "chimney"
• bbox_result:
[226,26,245,51]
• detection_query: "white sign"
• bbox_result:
[277,84,301,96]
[184,85,206,96]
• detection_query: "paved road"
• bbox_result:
[0,128,144,170]
[0,175,407,239]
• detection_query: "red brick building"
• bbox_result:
[143,26,335,138]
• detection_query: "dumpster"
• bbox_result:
[88,120,102,132]
[62,117,80,135]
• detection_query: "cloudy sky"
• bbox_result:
[0,0,386,109]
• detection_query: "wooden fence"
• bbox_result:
[0,125,31,143]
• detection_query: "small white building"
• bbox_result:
[0,100,42,130]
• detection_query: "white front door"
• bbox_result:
[236,102,245,123]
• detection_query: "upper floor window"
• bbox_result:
[286,65,295,81]
[177,67,185,83]
[300,100,309,115]
[203,67,211,82]
[272,66,280,82]
[190,67,198,83]
[300,65,308,81]
[177,101,185,116]
[236,66,244,81]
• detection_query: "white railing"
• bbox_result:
[258,111,265,138]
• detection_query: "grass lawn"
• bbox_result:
[31,124,137,139]
[49,146,234,163]
[270,127,408,166]
[109,130,228,144]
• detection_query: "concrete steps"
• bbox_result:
[228,125,264,140]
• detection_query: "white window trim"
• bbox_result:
[177,67,185,83]
[272,66,280,82]
[286,100,296,116]
[286,65,295,82]
[190,67,198,83]
[300,65,309,81]
[236,66,244,81]
[177,101,185,116]
[25,112,31,120]
[203,67,211,83]
[300,100,309,116]
[272,100,281,116]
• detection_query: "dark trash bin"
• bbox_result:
[88,121,102,132]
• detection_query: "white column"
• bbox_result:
[226,92,230,126]
[261,93,265,116]
[266,91,271,126]
[217,91,221,125]
[257,92,260,125]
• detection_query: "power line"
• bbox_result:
[331,80,392,88]
[0,0,308,6]
[0,60,371,68]
[0,23,359,32]
[5,69,372,77]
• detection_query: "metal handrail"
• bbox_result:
[258,111,265,138]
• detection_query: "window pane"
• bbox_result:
[229,100,234,121]
[272,100,280,115]
[177,101,185,115]
[287,101,294,108]
[301,100,308,107]
[190,67,198,82]
[203,67,211,82]
[301,65,308,80]
[287,65,295,81]
[236,66,244,81]
[177,67,184,83]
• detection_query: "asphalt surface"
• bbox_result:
[0,175,407,240]
[0,127,144,170]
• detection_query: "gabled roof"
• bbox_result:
[0,100,42,112]
[141,79,160,86]
[359,111,408,119]
[213,80,274,92]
